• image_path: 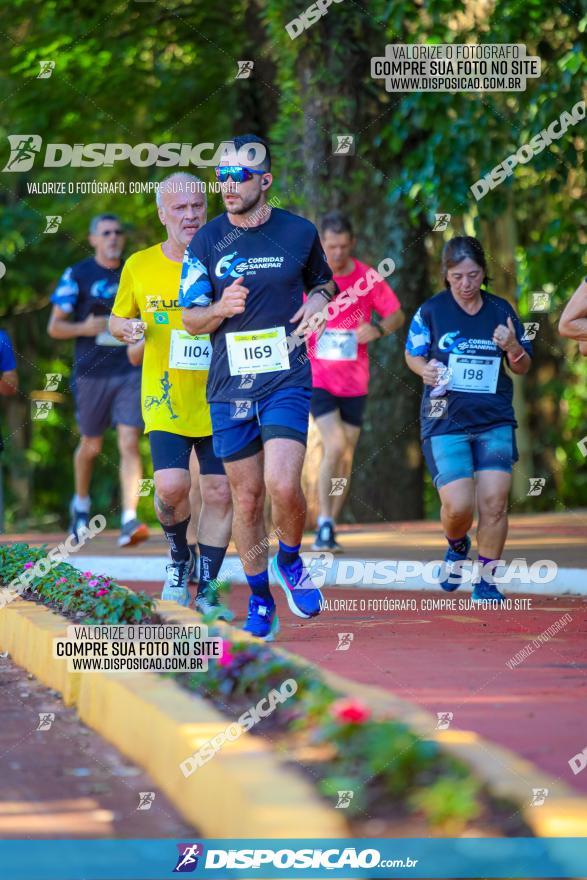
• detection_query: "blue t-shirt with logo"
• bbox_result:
[50,257,134,379]
[179,208,332,403]
[0,330,16,453]
[405,289,532,439]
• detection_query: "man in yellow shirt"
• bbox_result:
[110,173,232,610]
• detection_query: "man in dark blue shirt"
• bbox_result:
[0,330,18,454]
[48,214,148,548]
[180,135,337,639]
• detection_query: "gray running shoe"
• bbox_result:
[194,590,233,622]
[118,518,149,548]
[161,559,190,606]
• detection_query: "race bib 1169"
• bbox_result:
[226,326,290,376]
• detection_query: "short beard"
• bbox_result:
[225,189,263,217]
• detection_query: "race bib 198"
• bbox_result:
[448,353,500,394]
[316,329,358,361]
[226,326,290,376]
[169,329,212,371]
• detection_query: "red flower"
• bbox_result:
[330,697,371,724]
[95,588,109,597]
[217,640,234,668]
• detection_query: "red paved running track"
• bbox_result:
[134,580,587,794]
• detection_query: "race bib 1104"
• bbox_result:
[169,330,212,371]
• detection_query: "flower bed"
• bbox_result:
[0,542,153,624]
[0,542,530,835]
[175,637,530,836]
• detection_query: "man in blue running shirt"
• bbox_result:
[179,135,338,640]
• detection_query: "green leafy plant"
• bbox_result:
[0,541,153,624]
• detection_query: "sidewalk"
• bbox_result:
[0,655,195,838]
[7,511,585,594]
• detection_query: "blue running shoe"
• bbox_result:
[243,595,279,641]
[472,578,506,604]
[439,536,471,592]
[271,556,323,619]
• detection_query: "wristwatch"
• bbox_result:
[371,318,385,337]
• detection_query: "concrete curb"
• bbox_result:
[0,597,345,838]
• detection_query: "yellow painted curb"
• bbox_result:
[0,597,346,839]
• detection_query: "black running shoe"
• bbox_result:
[311,521,342,553]
[69,505,90,546]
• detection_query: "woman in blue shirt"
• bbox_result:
[405,237,532,603]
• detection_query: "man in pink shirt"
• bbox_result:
[308,212,404,551]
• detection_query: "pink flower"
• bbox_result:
[217,640,234,668]
[83,571,93,578]
[88,579,98,588]
[23,562,34,570]
[330,697,371,725]
[95,588,109,597]
[57,577,68,584]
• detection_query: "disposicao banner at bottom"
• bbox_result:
[0,838,586,879]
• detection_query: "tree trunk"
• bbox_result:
[480,205,532,499]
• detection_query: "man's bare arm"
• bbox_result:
[48,304,107,340]
[182,276,249,335]
[559,279,587,342]
[0,369,18,396]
